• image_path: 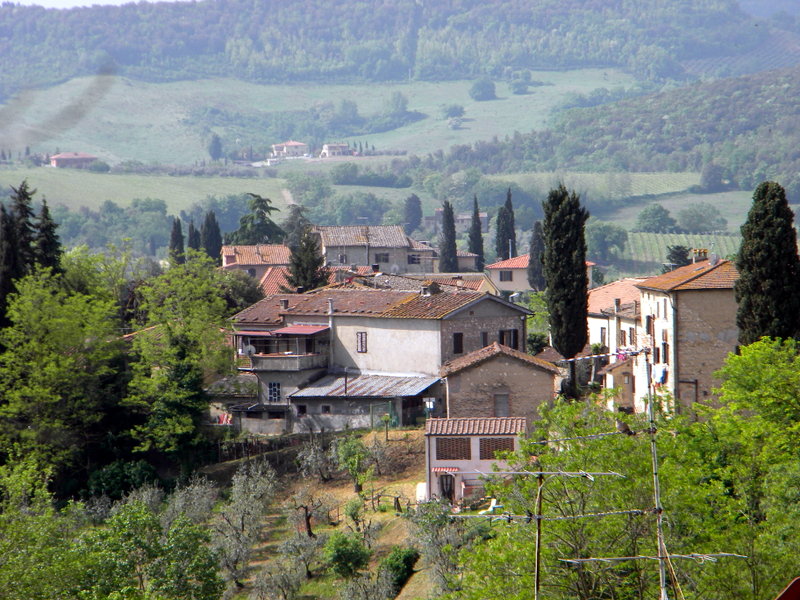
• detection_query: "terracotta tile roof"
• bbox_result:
[314,225,411,248]
[637,259,738,292]
[222,244,291,266]
[259,266,291,295]
[51,152,98,159]
[426,417,526,436]
[457,249,478,257]
[350,273,464,292]
[486,255,595,269]
[402,273,489,291]
[233,288,527,325]
[588,277,649,315]
[440,342,560,376]
[275,140,307,146]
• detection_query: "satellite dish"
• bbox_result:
[244,344,256,357]
[390,264,400,274]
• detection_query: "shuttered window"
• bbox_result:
[436,438,471,460]
[480,437,515,459]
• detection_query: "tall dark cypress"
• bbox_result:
[527,220,545,291]
[187,220,201,251]
[543,185,589,397]
[169,218,185,265]
[10,180,36,274]
[495,205,511,261]
[735,181,800,345]
[404,194,422,235]
[504,188,517,257]
[284,229,327,292]
[201,210,223,264]
[0,205,17,329]
[34,199,62,273]
[467,195,484,271]
[438,200,458,273]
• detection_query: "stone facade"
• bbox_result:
[439,301,526,364]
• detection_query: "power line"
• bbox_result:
[450,508,648,522]
[560,553,747,565]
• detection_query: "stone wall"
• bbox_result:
[440,301,526,363]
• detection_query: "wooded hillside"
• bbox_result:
[0,0,783,96]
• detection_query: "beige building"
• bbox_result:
[319,143,351,158]
[221,244,292,280]
[633,258,739,413]
[440,342,560,425]
[271,140,308,157]
[486,254,595,294]
[50,152,98,168]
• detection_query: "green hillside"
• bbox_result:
[616,232,741,275]
[0,0,779,96]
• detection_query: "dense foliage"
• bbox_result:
[0,0,774,96]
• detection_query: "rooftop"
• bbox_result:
[290,373,439,398]
[314,225,412,249]
[637,259,738,292]
[440,342,560,377]
[426,417,526,436]
[486,255,596,270]
[588,277,649,316]
[222,244,291,267]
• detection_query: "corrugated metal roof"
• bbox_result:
[290,373,439,398]
[426,417,526,436]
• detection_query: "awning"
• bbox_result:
[271,324,329,336]
[234,330,274,337]
[432,466,460,473]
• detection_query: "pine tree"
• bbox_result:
[34,199,62,273]
[284,230,327,293]
[187,220,201,251]
[10,180,36,274]
[735,181,800,345]
[467,195,484,271]
[438,200,458,273]
[527,220,545,291]
[224,194,284,245]
[663,245,691,273]
[169,218,185,266]
[281,204,312,251]
[403,194,422,235]
[201,211,223,264]
[543,185,589,397]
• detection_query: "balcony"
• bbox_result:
[244,352,328,372]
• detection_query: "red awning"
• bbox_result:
[431,466,460,473]
[234,330,274,337]
[270,325,329,336]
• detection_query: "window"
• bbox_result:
[453,332,464,354]
[245,412,262,419]
[623,374,630,385]
[247,268,256,277]
[629,327,636,347]
[480,437,514,459]
[321,405,331,414]
[662,342,669,364]
[267,411,284,419]
[436,437,471,460]
[338,253,347,264]
[494,394,510,417]
[499,270,513,282]
[356,331,367,353]
[296,404,307,416]
[646,315,654,337]
[600,327,607,346]
[663,299,668,317]
[653,347,661,363]
[374,252,389,263]
[481,331,489,347]
[499,329,520,350]
[268,382,281,403]
[618,329,627,347]
[407,254,421,265]
[662,329,668,342]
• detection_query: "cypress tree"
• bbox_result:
[187,220,201,251]
[169,218,185,265]
[284,229,327,292]
[438,200,458,273]
[735,181,800,345]
[504,188,517,257]
[201,211,223,264]
[34,199,62,273]
[543,185,589,397]
[495,205,510,260]
[10,180,36,274]
[0,205,17,329]
[403,194,422,235]
[527,220,545,291]
[467,195,484,271]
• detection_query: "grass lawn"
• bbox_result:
[2,69,635,165]
[0,166,289,213]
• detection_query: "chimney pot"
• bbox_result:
[371,263,379,272]
[280,299,289,310]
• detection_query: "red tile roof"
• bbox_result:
[588,277,649,315]
[380,290,485,319]
[440,342,560,376]
[222,244,291,266]
[486,255,595,269]
[426,417,526,436]
[637,259,738,292]
[50,152,98,159]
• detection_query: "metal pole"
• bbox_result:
[534,472,544,600]
[647,358,670,600]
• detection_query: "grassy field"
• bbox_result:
[0,167,289,213]
[613,232,742,276]
[3,69,635,165]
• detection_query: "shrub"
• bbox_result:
[87,159,111,173]
[324,531,371,578]
[379,546,420,594]
[469,78,496,101]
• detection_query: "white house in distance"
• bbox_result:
[319,143,351,158]
[425,416,525,504]
[271,140,309,157]
[485,254,595,294]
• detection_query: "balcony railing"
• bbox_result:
[243,352,327,372]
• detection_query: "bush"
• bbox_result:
[469,78,496,101]
[87,159,111,173]
[87,459,158,499]
[324,531,371,578]
[379,546,420,594]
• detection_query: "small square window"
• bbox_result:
[374,253,389,263]
[321,405,331,414]
[356,331,367,353]
[481,332,489,347]
[499,270,513,282]
[338,253,348,264]
[408,254,421,265]
[296,404,307,416]
[453,332,464,354]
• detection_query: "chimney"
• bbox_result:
[371,263,380,272]
[614,298,621,311]
[692,248,708,263]
[296,286,305,294]
[280,299,289,310]
[327,298,334,315]
[421,285,430,297]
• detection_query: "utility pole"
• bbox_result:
[647,357,670,600]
